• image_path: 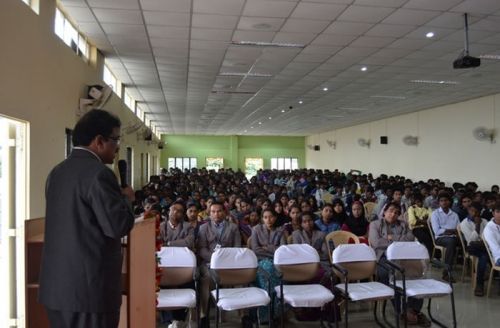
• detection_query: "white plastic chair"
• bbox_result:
[386,241,456,328]
[332,243,398,328]
[156,247,199,327]
[209,247,271,328]
[274,244,335,328]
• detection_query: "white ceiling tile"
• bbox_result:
[353,0,407,8]
[403,0,463,11]
[191,28,234,41]
[281,19,330,33]
[147,26,190,39]
[426,12,481,29]
[194,0,245,15]
[93,9,143,24]
[323,21,374,35]
[337,5,395,23]
[233,30,276,42]
[335,46,379,58]
[387,38,431,50]
[140,0,191,12]
[405,26,456,40]
[64,7,97,23]
[350,36,396,47]
[88,0,139,10]
[101,24,146,36]
[143,11,190,27]
[150,38,189,49]
[312,34,357,46]
[365,24,417,38]
[470,16,500,32]
[382,9,441,26]
[237,17,285,32]
[291,2,347,20]
[273,32,318,44]
[192,14,239,29]
[60,0,88,8]
[243,0,297,18]
[450,0,500,15]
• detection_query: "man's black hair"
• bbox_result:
[72,109,121,146]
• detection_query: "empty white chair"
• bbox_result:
[209,247,271,328]
[274,244,335,328]
[332,243,398,328]
[156,247,199,327]
[386,241,456,328]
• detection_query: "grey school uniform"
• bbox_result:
[292,229,329,261]
[250,224,286,260]
[197,220,241,264]
[368,218,414,260]
[160,220,195,250]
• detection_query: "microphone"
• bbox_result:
[118,160,128,188]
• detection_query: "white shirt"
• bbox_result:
[430,207,460,238]
[483,220,500,263]
[459,217,487,245]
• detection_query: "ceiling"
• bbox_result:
[60,0,500,136]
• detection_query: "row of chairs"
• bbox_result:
[157,241,457,328]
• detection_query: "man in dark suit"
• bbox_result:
[39,109,135,328]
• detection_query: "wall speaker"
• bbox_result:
[380,136,388,144]
[314,145,320,151]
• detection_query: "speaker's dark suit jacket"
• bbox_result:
[39,148,134,313]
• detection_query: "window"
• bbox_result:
[124,90,134,111]
[245,158,263,180]
[271,157,299,170]
[21,0,39,14]
[136,104,144,121]
[103,64,120,97]
[54,8,89,59]
[206,157,223,171]
[168,158,197,171]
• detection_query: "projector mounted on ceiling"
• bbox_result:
[453,13,480,69]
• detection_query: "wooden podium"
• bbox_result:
[25,218,157,328]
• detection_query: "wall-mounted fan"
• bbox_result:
[357,138,370,148]
[403,135,419,146]
[137,128,153,141]
[326,140,336,149]
[78,84,112,116]
[473,127,496,143]
[158,141,165,149]
[123,121,142,135]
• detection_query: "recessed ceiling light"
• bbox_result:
[268,117,272,120]
[479,54,500,60]
[426,32,435,38]
[231,41,305,48]
[244,130,247,133]
[258,122,262,125]
[250,126,254,129]
[323,87,328,91]
[410,79,458,85]
[361,66,368,71]
[281,109,286,113]
[298,100,303,104]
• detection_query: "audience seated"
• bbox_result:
[407,194,434,258]
[341,200,369,244]
[136,167,500,326]
[430,193,460,282]
[459,202,489,296]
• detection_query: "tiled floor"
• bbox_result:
[158,266,500,327]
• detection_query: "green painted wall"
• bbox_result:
[161,135,305,170]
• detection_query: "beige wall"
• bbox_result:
[306,93,500,190]
[0,0,159,219]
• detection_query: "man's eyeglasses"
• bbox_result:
[107,136,121,145]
